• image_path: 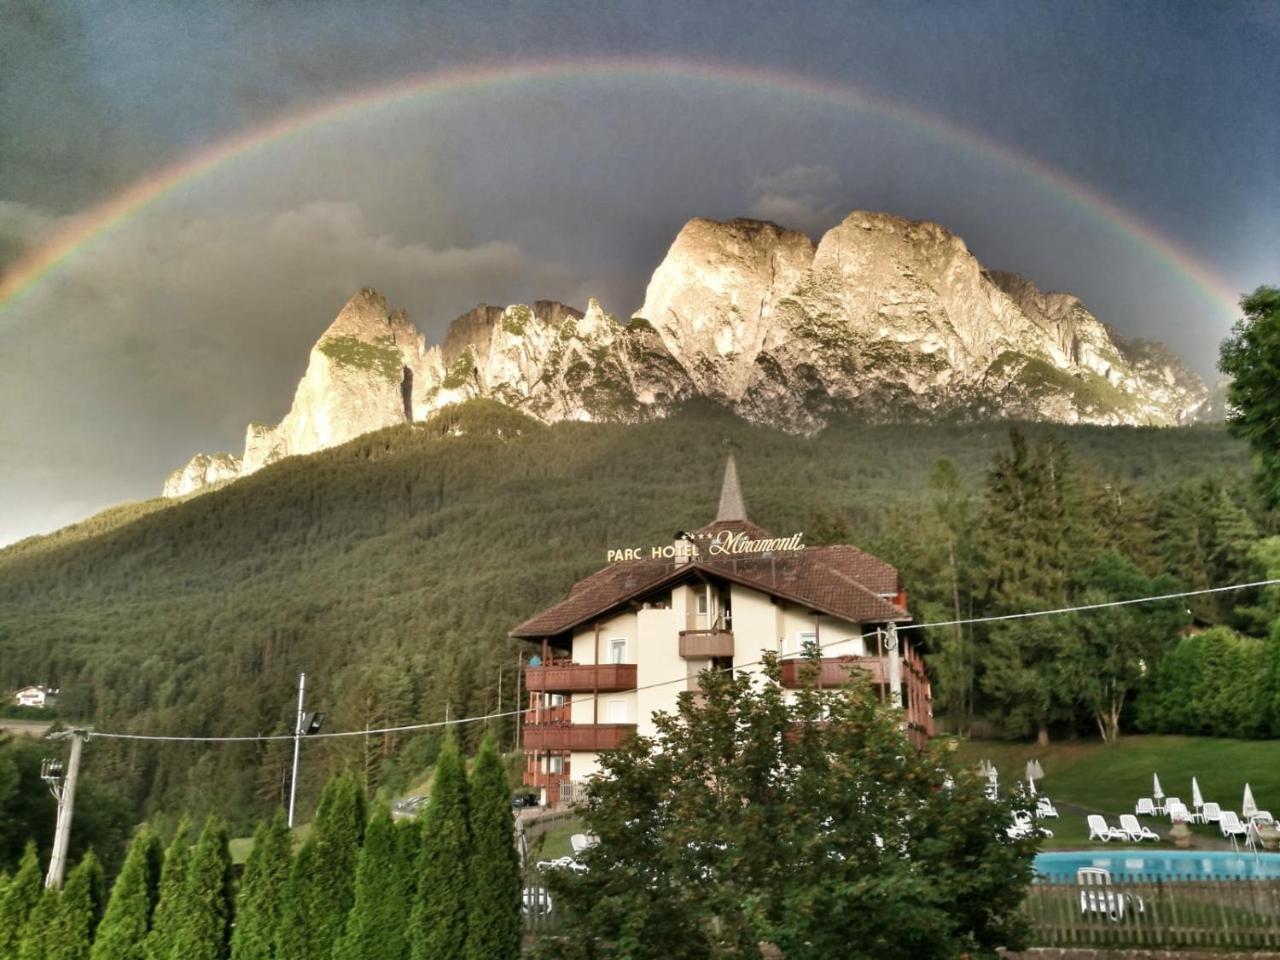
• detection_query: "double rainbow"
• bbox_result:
[0,57,1241,316]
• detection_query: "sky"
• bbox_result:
[1,0,1277,546]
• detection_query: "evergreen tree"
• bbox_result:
[142,824,191,960]
[16,886,59,960]
[1220,285,1280,503]
[976,430,1094,743]
[167,818,231,960]
[334,804,413,960]
[45,852,105,960]
[229,812,291,960]
[410,733,470,960]
[273,840,317,960]
[90,828,163,960]
[0,843,43,957]
[276,773,365,960]
[464,735,520,960]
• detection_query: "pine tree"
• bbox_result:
[167,818,231,960]
[16,886,59,960]
[229,812,291,960]
[0,842,44,957]
[273,839,317,960]
[142,823,191,960]
[90,828,163,960]
[276,773,365,960]
[45,852,105,960]
[464,735,520,960]
[410,732,470,960]
[976,430,1096,743]
[334,804,413,960]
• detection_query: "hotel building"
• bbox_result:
[513,457,933,806]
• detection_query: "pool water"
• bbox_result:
[1035,850,1280,881]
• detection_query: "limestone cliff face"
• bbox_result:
[162,211,1210,497]
[162,453,241,498]
[637,211,1207,428]
[238,288,427,476]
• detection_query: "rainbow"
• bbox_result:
[0,56,1242,316]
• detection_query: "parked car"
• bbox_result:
[511,791,540,809]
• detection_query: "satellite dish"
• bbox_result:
[529,655,542,667]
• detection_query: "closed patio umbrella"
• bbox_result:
[1027,777,1037,797]
[1025,759,1037,783]
[1192,777,1204,809]
[1153,773,1165,801]
[1031,759,1045,780]
[1243,783,1258,818]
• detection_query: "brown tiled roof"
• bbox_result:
[511,522,909,641]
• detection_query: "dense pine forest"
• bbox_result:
[1,398,1276,866]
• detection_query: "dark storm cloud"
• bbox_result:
[1,0,1277,544]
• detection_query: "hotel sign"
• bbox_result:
[607,530,805,563]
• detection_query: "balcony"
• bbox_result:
[523,723,637,752]
[779,656,889,688]
[525,663,637,693]
[522,767,570,789]
[678,629,735,659]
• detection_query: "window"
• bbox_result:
[608,699,628,723]
[548,755,564,774]
[548,693,565,707]
[607,638,628,664]
[794,631,817,656]
[696,592,709,615]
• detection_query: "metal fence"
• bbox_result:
[1025,875,1280,950]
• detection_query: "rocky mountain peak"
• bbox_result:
[163,210,1211,497]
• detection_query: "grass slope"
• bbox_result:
[954,735,1280,849]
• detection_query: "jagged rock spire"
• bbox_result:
[716,454,747,522]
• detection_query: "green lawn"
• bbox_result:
[528,815,585,862]
[951,735,1280,849]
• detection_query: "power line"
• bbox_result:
[85,576,1280,746]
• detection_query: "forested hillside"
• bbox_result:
[0,400,1263,833]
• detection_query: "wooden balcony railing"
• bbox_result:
[525,663,637,693]
[678,629,735,659]
[778,656,889,688]
[522,767,571,789]
[523,723,637,752]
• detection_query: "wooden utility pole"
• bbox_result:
[44,729,85,889]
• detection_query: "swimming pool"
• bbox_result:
[1035,850,1280,881]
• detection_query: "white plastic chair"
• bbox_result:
[1118,814,1159,842]
[1135,797,1156,816]
[1200,802,1222,824]
[1166,800,1191,823]
[1077,868,1125,920]
[569,833,597,855]
[1036,797,1060,819]
[1087,814,1126,842]
[1220,811,1248,850]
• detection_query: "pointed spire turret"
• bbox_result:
[716,454,747,522]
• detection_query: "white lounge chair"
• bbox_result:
[1200,801,1222,824]
[1246,813,1275,850]
[1220,811,1248,848]
[1135,797,1156,816]
[1008,811,1053,840]
[1087,814,1127,842]
[1166,800,1191,822]
[1036,797,1060,819]
[569,833,597,855]
[1163,796,1182,815]
[1118,814,1159,842]
[1077,868,1125,920]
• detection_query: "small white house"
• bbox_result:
[14,685,57,708]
